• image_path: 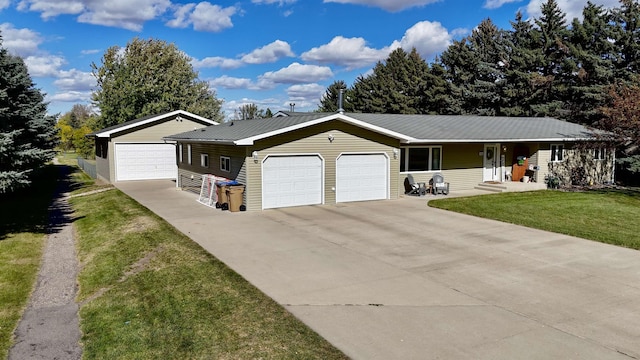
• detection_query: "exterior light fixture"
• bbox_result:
[328,134,334,142]
[393,148,398,159]
[252,151,259,163]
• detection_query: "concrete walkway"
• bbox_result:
[9,166,82,360]
[117,180,640,360]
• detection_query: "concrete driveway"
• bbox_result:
[117,181,640,360]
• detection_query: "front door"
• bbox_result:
[483,144,499,182]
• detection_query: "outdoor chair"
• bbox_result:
[430,172,450,195]
[404,174,427,196]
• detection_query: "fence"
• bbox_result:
[77,157,97,179]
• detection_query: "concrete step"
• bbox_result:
[474,183,505,193]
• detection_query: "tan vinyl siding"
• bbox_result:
[114,118,209,142]
[245,121,399,211]
[399,143,483,194]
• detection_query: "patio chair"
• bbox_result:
[404,175,427,196]
[430,172,449,195]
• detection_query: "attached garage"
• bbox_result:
[115,143,177,181]
[336,153,389,203]
[262,155,323,209]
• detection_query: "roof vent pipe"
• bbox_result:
[337,89,344,114]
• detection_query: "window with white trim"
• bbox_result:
[550,144,564,162]
[400,146,442,172]
[179,144,183,163]
[593,147,606,160]
[220,156,230,172]
[187,144,192,165]
[200,153,209,168]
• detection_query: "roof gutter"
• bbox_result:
[402,136,597,144]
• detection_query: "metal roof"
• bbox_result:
[163,112,596,145]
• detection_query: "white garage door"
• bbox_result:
[262,155,323,209]
[115,143,177,181]
[336,154,388,203]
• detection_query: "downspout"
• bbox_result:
[612,150,616,185]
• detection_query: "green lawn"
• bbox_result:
[71,188,348,359]
[0,165,61,359]
[429,189,640,250]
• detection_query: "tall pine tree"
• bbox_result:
[568,2,616,125]
[0,35,57,193]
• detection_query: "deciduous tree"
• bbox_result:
[91,37,223,129]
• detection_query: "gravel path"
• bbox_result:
[8,165,82,360]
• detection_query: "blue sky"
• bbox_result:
[0,0,621,120]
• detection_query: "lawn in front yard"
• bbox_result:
[429,189,640,250]
[71,188,348,359]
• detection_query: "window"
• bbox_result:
[550,144,564,162]
[187,144,192,165]
[594,147,606,160]
[220,156,230,172]
[200,153,209,168]
[179,144,183,163]
[400,146,442,172]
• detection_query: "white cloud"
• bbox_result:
[17,0,85,18]
[323,0,439,12]
[259,62,334,85]
[483,0,521,9]
[80,49,101,55]
[525,0,619,22]
[396,20,452,60]
[193,40,294,69]
[301,36,391,70]
[287,83,325,101]
[192,56,243,69]
[165,3,195,28]
[0,0,10,11]
[18,0,171,31]
[0,23,43,56]
[167,2,237,32]
[251,0,297,4]
[47,91,92,103]
[53,69,95,91]
[241,40,295,64]
[24,55,67,77]
[78,0,170,31]
[210,75,253,89]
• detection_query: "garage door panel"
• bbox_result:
[337,154,388,203]
[263,156,322,209]
[115,143,177,181]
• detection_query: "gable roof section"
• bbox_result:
[90,110,218,138]
[164,112,595,145]
[164,113,413,145]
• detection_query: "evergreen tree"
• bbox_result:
[350,48,430,114]
[439,38,478,114]
[466,18,510,115]
[567,2,616,125]
[611,0,640,81]
[318,80,351,112]
[529,0,574,118]
[0,35,57,193]
[421,60,463,115]
[92,37,223,129]
[502,11,538,116]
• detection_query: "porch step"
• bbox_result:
[474,183,507,193]
[475,181,548,193]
